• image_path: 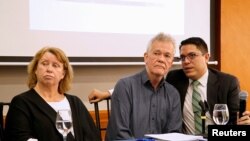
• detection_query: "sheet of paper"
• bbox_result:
[27,139,38,141]
[145,132,206,141]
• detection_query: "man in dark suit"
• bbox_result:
[166,37,240,134]
[88,37,250,134]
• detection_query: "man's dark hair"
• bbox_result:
[179,37,208,54]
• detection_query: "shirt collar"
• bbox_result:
[189,69,208,87]
[141,68,165,87]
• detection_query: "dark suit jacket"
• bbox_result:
[166,68,240,125]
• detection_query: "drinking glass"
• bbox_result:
[55,109,73,141]
[212,104,229,125]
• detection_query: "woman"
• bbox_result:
[4,47,100,141]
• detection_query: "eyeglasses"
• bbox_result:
[178,52,203,62]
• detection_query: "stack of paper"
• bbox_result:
[145,132,206,141]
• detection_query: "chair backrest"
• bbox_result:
[0,102,10,141]
[94,98,111,140]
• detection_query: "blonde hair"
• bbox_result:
[27,47,73,94]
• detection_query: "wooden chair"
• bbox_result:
[0,102,10,141]
[94,98,111,140]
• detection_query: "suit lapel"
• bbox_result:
[175,70,189,110]
[207,69,220,115]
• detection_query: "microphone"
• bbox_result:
[199,100,206,113]
[199,100,207,135]
[204,100,209,112]
[199,100,209,113]
[239,91,248,117]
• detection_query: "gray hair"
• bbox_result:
[146,32,176,54]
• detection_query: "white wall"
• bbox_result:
[0,65,141,114]
[0,65,183,116]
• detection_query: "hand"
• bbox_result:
[88,89,111,103]
[237,111,250,125]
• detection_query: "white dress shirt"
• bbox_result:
[182,70,214,134]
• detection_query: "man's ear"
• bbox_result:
[204,53,210,63]
[144,52,148,63]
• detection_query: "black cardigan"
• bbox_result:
[4,89,100,141]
